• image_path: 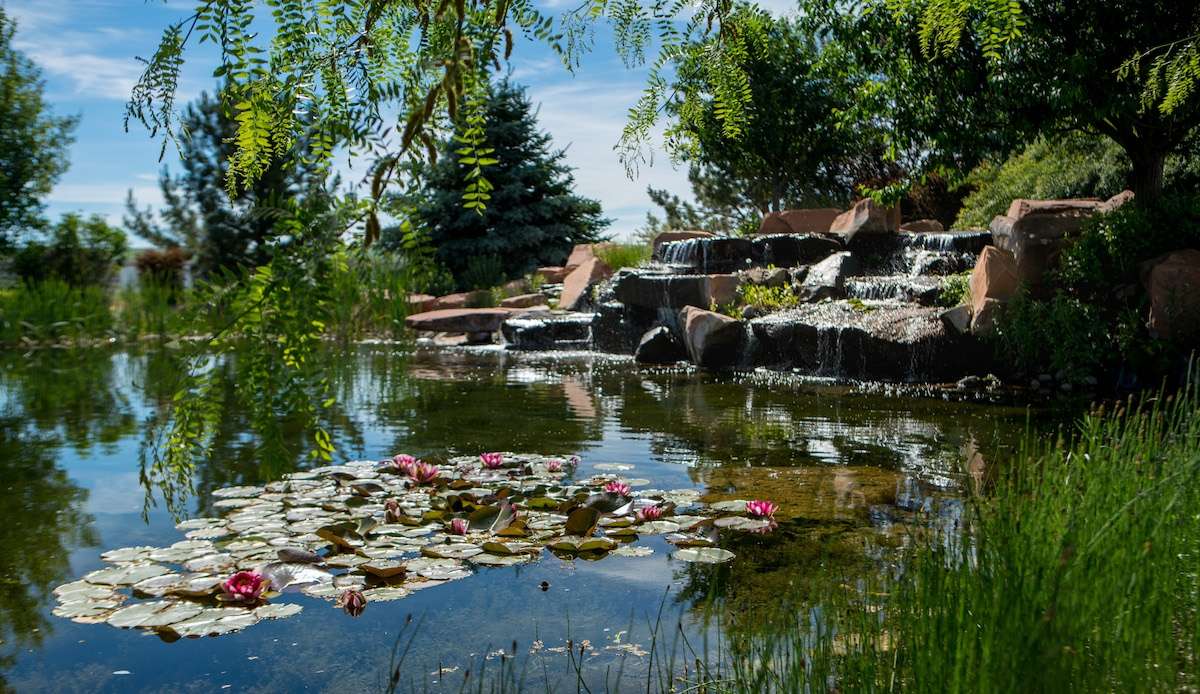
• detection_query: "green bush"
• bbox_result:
[738,283,799,312]
[460,254,506,291]
[991,292,1107,379]
[955,135,1129,229]
[937,271,971,307]
[594,242,651,270]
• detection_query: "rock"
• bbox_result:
[558,257,612,311]
[900,219,945,232]
[741,267,790,287]
[611,270,741,310]
[1098,189,1135,214]
[1142,249,1200,340]
[970,298,1004,337]
[750,302,993,381]
[565,244,596,272]
[939,304,972,335]
[431,290,491,310]
[845,276,942,305]
[829,199,900,242]
[535,266,569,283]
[466,331,494,345]
[500,293,547,309]
[652,230,713,255]
[657,236,753,273]
[758,209,843,235]
[678,306,745,369]
[741,305,765,320]
[502,312,594,350]
[800,251,861,300]
[407,294,436,313]
[500,278,531,296]
[750,234,843,267]
[968,246,1019,319]
[593,301,656,354]
[406,308,511,333]
[634,327,687,364]
[989,198,1103,289]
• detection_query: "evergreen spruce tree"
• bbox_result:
[408,80,609,289]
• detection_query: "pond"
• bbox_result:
[0,345,1048,691]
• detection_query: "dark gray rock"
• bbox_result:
[800,252,861,301]
[501,312,594,350]
[750,234,843,268]
[656,237,754,273]
[634,327,687,364]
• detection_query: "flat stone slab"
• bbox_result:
[405,308,511,333]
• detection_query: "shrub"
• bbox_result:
[460,254,506,291]
[594,242,651,270]
[955,135,1129,229]
[738,283,799,312]
[937,271,971,307]
[991,292,1107,379]
[134,247,190,288]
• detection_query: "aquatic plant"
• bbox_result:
[220,571,267,603]
[480,452,504,469]
[636,505,664,522]
[545,459,563,473]
[409,461,440,484]
[604,480,632,496]
[337,589,366,617]
[745,500,777,519]
[388,454,419,476]
[449,518,469,535]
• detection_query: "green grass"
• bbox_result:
[595,242,652,270]
[0,280,114,344]
[738,282,799,312]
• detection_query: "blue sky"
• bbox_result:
[3,0,774,243]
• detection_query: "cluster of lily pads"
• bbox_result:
[52,452,778,640]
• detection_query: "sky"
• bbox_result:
[1,0,764,244]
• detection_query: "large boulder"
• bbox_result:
[679,306,745,368]
[502,312,594,350]
[535,266,569,283]
[900,219,945,232]
[1142,249,1200,341]
[750,234,842,267]
[657,236,753,272]
[800,251,861,300]
[652,230,713,255]
[989,198,1103,289]
[829,199,900,242]
[408,294,437,313]
[634,326,687,364]
[406,308,511,333]
[758,208,843,235]
[431,290,492,310]
[565,243,613,272]
[939,304,972,335]
[611,270,740,310]
[968,246,1019,326]
[970,298,1004,337]
[500,293,548,309]
[558,256,612,311]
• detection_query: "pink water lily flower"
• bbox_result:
[636,505,663,522]
[390,454,419,475]
[604,480,632,497]
[221,570,268,602]
[410,462,440,484]
[545,459,563,473]
[480,452,504,469]
[745,500,778,519]
[337,588,367,617]
[449,518,469,535]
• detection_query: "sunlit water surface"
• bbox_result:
[0,345,1049,692]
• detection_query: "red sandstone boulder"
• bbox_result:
[407,294,436,313]
[652,230,713,254]
[405,308,511,333]
[829,199,900,241]
[1142,249,1200,341]
[431,290,491,310]
[564,243,614,272]
[500,293,547,309]
[989,198,1103,289]
[500,278,531,296]
[558,257,613,311]
[1099,189,1135,214]
[535,266,569,283]
[679,306,744,368]
[900,219,945,232]
[968,247,1019,335]
[758,208,843,235]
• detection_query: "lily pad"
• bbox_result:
[83,563,172,587]
[165,607,260,637]
[260,562,332,590]
[360,559,408,579]
[108,600,204,629]
[671,548,736,564]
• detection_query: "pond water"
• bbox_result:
[1,345,1048,691]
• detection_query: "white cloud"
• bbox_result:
[17,42,142,100]
[49,183,162,208]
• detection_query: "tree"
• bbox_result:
[125,88,334,276]
[661,6,894,217]
[638,168,761,241]
[390,80,609,288]
[11,214,128,287]
[868,0,1200,201]
[0,7,77,246]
